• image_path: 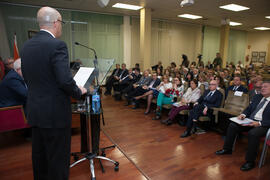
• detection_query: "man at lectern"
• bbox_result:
[21,6,87,180]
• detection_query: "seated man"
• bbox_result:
[125,70,152,105]
[249,80,263,101]
[121,68,141,96]
[181,80,223,138]
[3,57,14,77]
[130,72,161,109]
[225,75,248,98]
[216,81,270,171]
[104,63,121,95]
[112,63,128,96]
[0,58,27,108]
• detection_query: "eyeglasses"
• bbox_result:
[56,19,66,25]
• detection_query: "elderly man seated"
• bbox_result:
[0,58,27,108]
[180,80,223,138]
[225,75,248,98]
[216,81,270,171]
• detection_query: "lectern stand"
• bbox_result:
[70,58,118,180]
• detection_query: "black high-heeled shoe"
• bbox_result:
[144,110,150,115]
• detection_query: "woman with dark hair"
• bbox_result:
[153,77,184,120]
[161,79,201,125]
[215,75,226,90]
[185,71,194,83]
[181,54,189,68]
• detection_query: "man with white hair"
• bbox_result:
[21,6,87,180]
[3,57,14,76]
[0,58,27,108]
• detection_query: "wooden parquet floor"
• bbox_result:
[0,94,270,180]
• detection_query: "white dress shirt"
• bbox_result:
[254,97,270,121]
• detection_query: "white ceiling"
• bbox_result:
[2,0,270,31]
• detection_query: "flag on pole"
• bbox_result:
[13,33,20,61]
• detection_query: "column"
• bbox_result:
[140,8,151,71]
[219,24,230,68]
[267,41,270,65]
[123,16,132,68]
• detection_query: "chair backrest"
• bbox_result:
[199,84,205,95]
[224,90,249,113]
[218,88,226,108]
[0,105,29,132]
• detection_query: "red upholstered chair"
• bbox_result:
[259,128,270,168]
[0,105,29,132]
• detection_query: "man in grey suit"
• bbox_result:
[21,7,87,180]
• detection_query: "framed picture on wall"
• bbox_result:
[251,57,258,62]
[28,30,38,39]
[252,51,258,57]
[259,51,266,57]
[258,57,265,62]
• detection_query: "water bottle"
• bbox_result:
[92,92,100,114]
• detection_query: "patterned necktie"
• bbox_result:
[249,98,268,120]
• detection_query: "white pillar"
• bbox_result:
[123,16,132,68]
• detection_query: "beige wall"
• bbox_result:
[131,17,202,70]
[246,31,270,65]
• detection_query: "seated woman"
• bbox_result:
[134,75,170,114]
[161,79,201,125]
[152,77,184,120]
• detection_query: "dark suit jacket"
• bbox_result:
[137,76,152,86]
[242,94,270,127]
[148,78,161,88]
[119,69,128,79]
[0,69,27,108]
[21,31,82,128]
[111,68,121,77]
[226,85,248,97]
[197,89,223,109]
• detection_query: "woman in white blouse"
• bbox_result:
[153,77,184,120]
[162,79,201,125]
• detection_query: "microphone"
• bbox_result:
[74,42,97,60]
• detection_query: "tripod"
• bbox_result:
[70,94,119,180]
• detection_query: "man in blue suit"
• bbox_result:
[0,58,27,108]
[21,7,86,180]
[181,80,223,138]
[216,81,270,171]
[225,75,248,98]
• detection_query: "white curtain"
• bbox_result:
[0,11,10,59]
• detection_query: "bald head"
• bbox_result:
[37,7,63,38]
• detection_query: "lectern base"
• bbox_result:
[70,152,119,180]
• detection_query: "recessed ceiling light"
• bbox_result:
[177,14,202,19]
[219,4,249,12]
[254,27,270,30]
[266,16,270,19]
[230,21,242,26]
[112,3,142,10]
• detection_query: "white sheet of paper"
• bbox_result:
[234,91,243,96]
[229,117,254,125]
[73,67,95,87]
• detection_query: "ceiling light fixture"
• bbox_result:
[254,27,270,31]
[230,21,242,26]
[177,14,202,19]
[219,4,249,12]
[265,16,270,19]
[112,3,142,10]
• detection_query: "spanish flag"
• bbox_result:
[13,33,20,61]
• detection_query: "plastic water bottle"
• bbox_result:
[92,92,100,114]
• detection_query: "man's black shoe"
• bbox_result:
[180,131,191,138]
[161,118,170,124]
[152,115,161,120]
[240,162,255,171]
[215,149,232,155]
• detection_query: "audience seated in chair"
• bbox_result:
[180,80,223,138]
[112,63,128,97]
[225,75,248,98]
[162,79,201,126]
[0,58,27,108]
[249,80,263,101]
[104,63,121,95]
[125,70,151,105]
[216,81,270,171]
[131,72,161,109]
[3,57,14,77]
[152,76,184,120]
